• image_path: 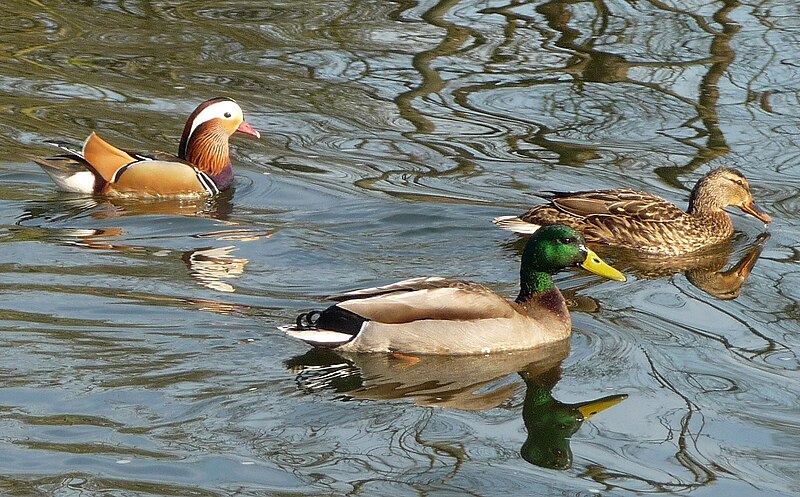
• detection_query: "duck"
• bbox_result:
[493,168,772,256]
[33,97,259,197]
[286,225,626,355]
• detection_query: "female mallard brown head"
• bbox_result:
[688,168,771,224]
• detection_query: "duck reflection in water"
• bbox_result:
[519,365,625,469]
[285,340,626,470]
[603,233,770,300]
[18,187,235,223]
[502,232,769,301]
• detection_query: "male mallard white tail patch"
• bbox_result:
[493,215,542,234]
[281,326,357,347]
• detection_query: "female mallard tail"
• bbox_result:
[493,215,541,234]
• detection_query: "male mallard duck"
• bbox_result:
[34,97,259,197]
[286,225,626,355]
[494,168,771,256]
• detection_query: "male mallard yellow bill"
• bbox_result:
[494,168,771,256]
[34,97,259,197]
[286,225,626,355]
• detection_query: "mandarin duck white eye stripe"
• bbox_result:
[182,99,246,155]
[34,97,258,198]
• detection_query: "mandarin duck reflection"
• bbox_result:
[34,97,259,197]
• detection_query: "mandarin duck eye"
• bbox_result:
[224,112,232,118]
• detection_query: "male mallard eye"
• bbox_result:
[560,237,573,244]
[224,112,232,118]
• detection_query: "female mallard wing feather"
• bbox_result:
[499,189,699,255]
[332,277,518,324]
[543,189,687,222]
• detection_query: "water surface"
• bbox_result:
[1,1,798,496]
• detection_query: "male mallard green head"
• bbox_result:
[520,225,626,286]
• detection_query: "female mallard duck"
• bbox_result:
[493,168,771,256]
[286,225,626,355]
[34,97,259,197]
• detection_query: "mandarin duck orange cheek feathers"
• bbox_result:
[34,97,259,197]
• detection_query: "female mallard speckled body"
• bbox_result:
[286,225,626,355]
[494,168,771,256]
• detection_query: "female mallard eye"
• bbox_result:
[224,112,232,118]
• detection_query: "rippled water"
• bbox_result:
[1,1,799,495]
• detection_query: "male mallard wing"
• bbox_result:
[330,277,518,324]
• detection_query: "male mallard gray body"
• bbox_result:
[494,168,771,256]
[287,225,626,355]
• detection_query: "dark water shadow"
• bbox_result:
[285,340,627,470]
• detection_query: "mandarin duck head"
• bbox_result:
[178,97,260,178]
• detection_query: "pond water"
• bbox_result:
[1,0,799,495]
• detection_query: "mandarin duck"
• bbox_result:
[34,97,259,197]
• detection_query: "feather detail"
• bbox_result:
[33,156,101,193]
[182,119,231,178]
[81,132,137,182]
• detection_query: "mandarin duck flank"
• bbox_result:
[34,97,259,197]
[494,168,771,256]
[285,225,626,355]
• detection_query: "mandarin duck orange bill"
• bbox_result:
[34,97,259,197]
